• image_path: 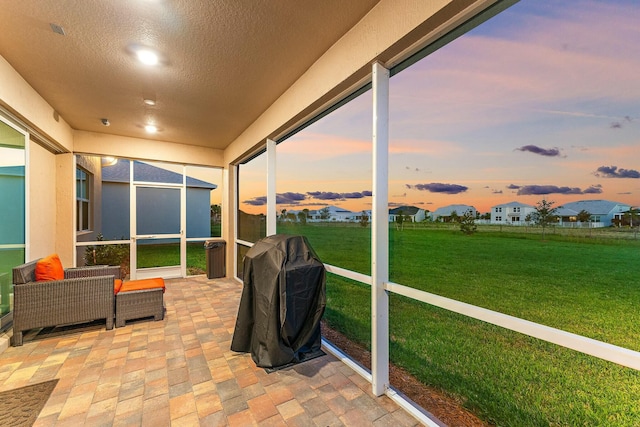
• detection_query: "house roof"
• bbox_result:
[102,159,217,190]
[492,201,534,209]
[389,206,422,215]
[555,207,579,217]
[432,204,476,217]
[561,200,630,215]
[290,205,354,216]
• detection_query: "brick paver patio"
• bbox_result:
[0,276,420,426]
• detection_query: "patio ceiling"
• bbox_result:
[0,1,380,150]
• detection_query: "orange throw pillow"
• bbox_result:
[35,254,65,281]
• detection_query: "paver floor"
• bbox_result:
[0,276,420,426]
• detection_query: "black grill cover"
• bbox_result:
[231,234,326,368]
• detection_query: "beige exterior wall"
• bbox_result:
[55,154,76,267]
[74,131,223,168]
[0,56,73,152]
[27,140,57,261]
[75,155,103,244]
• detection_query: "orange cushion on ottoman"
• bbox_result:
[119,278,165,293]
[113,279,123,295]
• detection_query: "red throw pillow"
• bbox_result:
[35,254,65,281]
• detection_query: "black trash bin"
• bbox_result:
[204,240,226,279]
[231,234,326,369]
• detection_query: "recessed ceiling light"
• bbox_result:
[144,124,158,133]
[136,49,159,66]
[143,98,156,106]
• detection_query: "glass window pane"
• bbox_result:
[276,90,372,274]
[386,1,640,425]
[136,238,180,268]
[0,120,25,322]
[388,0,640,347]
[186,240,207,275]
[100,156,130,240]
[237,152,267,243]
[80,242,130,277]
[136,187,181,235]
[0,147,25,245]
[185,165,222,238]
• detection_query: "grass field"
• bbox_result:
[278,222,640,426]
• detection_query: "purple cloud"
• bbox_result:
[516,145,561,157]
[244,196,267,206]
[516,185,600,195]
[278,192,306,202]
[306,190,372,201]
[594,165,640,178]
[407,183,468,194]
[506,184,521,189]
[610,116,633,129]
[244,192,307,206]
[583,185,603,194]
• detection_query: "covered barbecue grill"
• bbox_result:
[231,234,326,369]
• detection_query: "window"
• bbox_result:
[514,207,520,213]
[495,216,502,222]
[0,118,26,328]
[512,216,520,222]
[496,207,502,212]
[76,167,91,232]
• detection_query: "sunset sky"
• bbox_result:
[240,0,640,215]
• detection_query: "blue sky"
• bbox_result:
[241,0,639,214]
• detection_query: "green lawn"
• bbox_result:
[279,223,640,426]
[136,242,209,275]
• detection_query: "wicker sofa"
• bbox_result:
[11,259,120,346]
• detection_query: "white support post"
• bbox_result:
[371,61,390,396]
[266,139,277,236]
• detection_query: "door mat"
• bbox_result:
[264,349,326,373]
[0,379,58,426]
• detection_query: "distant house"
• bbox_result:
[490,201,535,225]
[388,206,426,223]
[431,204,476,222]
[355,210,372,222]
[101,159,217,239]
[290,205,356,222]
[554,206,580,226]
[560,200,631,227]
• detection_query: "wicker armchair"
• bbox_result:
[11,260,120,346]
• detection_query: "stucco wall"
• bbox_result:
[0,56,73,152]
[73,130,224,168]
[28,140,57,261]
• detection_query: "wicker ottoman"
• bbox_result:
[115,278,165,327]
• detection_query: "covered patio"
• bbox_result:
[0,276,420,426]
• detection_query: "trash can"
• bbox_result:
[204,240,226,279]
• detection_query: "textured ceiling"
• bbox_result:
[0,0,380,150]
